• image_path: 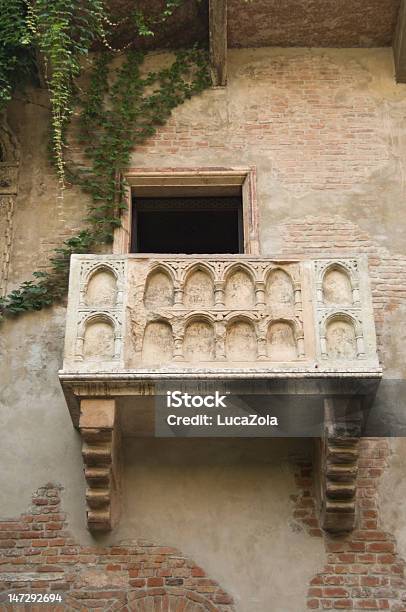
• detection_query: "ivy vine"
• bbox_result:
[0,0,210,320]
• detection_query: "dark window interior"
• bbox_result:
[131,196,243,254]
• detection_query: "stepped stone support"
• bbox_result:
[318,398,361,534]
[79,399,121,532]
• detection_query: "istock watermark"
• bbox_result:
[166,390,228,409]
[153,380,406,438]
[155,382,316,438]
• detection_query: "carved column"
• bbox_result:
[214,281,225,307]
[255,281,266,307]
[79,399,121,532]
[318,398,361,534]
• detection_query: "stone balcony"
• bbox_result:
[59,253,381,532]
[61,253,380,381]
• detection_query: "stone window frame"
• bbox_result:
[113,167,259,255]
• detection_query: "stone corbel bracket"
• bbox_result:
[318,398,361,534]
[79,399,121,532]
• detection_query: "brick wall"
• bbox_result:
[293,440,406,611]
[134,52,391,196]
[0,485,234,611]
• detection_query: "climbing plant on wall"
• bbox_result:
[0,0,209,320]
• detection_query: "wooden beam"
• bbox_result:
[209,0,227,87]
[394,0,406,82]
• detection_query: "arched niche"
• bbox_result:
[266,269,294,308]
[323,266,353,305]
[183,320,215,362]
[326,318,357,360]
[226,320,257,361]
[224,268,255,309]
[142,320,174,365]
[184,269,214,308]
[144,269,174,309]
[85,268,117,308]
[83,319,115,360]
[267,321,297,360]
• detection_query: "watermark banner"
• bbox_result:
[153,380,406,438]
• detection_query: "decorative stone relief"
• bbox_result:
[83,320,115,360]
[326,319,357,360]
[226,320,257,361]
[184,269,214,308]
[225,268,255,309]
[123,259,307,368]
[71,259,126,364]
[142,320,174,365]
[267,321,297,360]
[314,259,368,361]
[62,255,378,372]
[323,267,353,305]
[85,269,117,308]
[266,268,294,309]
[80,260,125,307]
[144,269,174,309]
[183,320,215,362]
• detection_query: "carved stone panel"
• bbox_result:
[61,255,379,373]
[267,321,297,360]
[323,268,352,305]
[184,269,214,308]
[226,320,257,361]
[142,321,174,365]
[266,269,294,309]
[83,321,115,360]
[313,258,376,364]
[225,268,255,309]
[183,320,215,362]
[326,319,357,360]
[86,270,117,308]
[144,270,174,309]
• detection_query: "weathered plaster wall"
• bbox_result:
[1,47,406,611]
[118,439,324,612]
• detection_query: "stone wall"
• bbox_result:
[1,47,406,611]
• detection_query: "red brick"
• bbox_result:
[323,587,349,598]
[366,543,395,553]
[147,577,164,587]
[355,600,378,609]
[333,600,352,609]
[130,578,146,588]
